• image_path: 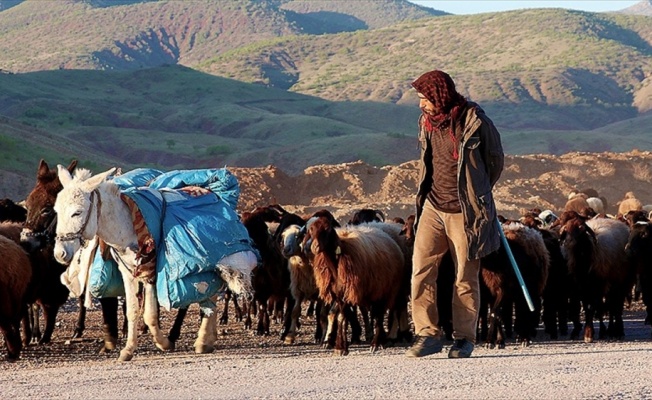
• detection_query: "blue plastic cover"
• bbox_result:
[120,168,256,311]
[87,168,164,298]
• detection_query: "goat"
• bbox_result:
[559,211,634,342]
[304,216,406,355]
[0,234,32,361]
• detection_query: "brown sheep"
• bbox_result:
[617,192,643,216]
[0,235,32,361]
[564,192,590,214]
[304,216,405,355]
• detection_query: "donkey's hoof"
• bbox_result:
[156,338,173,351]
[195,344,215,354]
[118,350,133,362]
[284,334,296,345]
[103,337,118,351]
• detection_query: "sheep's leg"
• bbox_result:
[583,301,595,343]
[284,294,303,344]
[280,295,295,341]
[256,300,270,336]
[232,294,243,322]
[370,304,387,352]
[542,291,558,340]
[334,307,349,356]
[1,321,22,361]
[71,295,86,339]
[98,297,119,353]
[358,305,372,343]
[29,303,41,345]
[194,305,217,354]
[219,291,231,325]
[558,293,569,336]
[323,303,337,348]
[642,278,652,325]
[607,291,625,340]
[314,300,324,343]
[306,300,316,317]
[38,303,59,344]
[503,299,514,339]
[274,298,285,324]
[20,313,31,347]
[142,282,172,352]
[569,296,582,340]
[117,270,141,361]
[243,299,253,330]
[347,305,363,344]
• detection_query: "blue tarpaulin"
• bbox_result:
[88,168,256,311]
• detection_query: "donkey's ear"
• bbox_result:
[67,159,78,174]
[37,159,50,178]
[57,164,73,187]
[82,168,117,191]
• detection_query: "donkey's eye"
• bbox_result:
[72,211,82,218]
[41,208,54,216]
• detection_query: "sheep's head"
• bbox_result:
[625,220,651,264]
[559,214,596,277]
[304,216,340,258]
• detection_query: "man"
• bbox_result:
[406,70,504,358]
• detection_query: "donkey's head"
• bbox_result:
[53,165,115,265]
[21,159,77,251]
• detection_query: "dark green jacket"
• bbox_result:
[415,102,504,260]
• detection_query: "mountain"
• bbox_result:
[0,0,439,72]
[199,8,652,130]
[619,0,652,16]
[1,0,652,193]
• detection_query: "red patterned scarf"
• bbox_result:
[412,70,467,160]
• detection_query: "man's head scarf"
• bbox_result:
[412,70,468,159]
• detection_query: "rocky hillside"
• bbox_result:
[620,0,652,16]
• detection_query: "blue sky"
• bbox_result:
[408,1,641,15]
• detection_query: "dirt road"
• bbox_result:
[2,300,651,399]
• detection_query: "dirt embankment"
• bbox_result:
[3,151,651,221]
[231,151,652,221]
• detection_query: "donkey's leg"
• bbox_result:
[142,282,172,352]
[118,273,140,362]
[71,295,86,339]
[195,301,217,354]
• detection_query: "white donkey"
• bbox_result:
[53,166,257,361]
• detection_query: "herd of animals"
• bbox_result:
[0,159,651,362]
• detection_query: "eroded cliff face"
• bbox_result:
[231,151,652,222]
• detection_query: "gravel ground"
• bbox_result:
[1,299,651,400]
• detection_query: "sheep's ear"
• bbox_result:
[57,164,73,188]
[82,168,117,191]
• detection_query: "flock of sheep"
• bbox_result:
[1,163,652,361]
